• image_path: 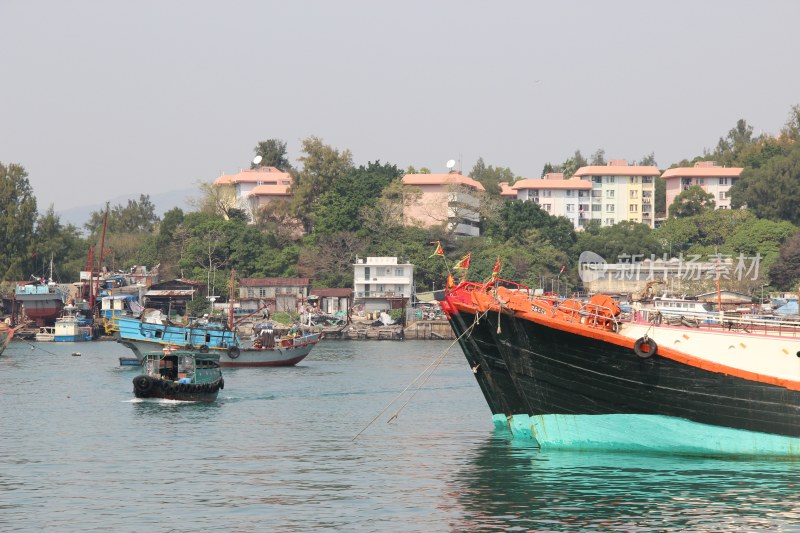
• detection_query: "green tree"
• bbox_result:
[290,136,354,234]
[560,150,589,178]
[573,221,661,264]
[589,149,606,166]
[668,185,715,218]
[32,206,87,281]
[730,142,800,224]
[469,157,516,195]
[653,217,700,257]
[769,232,800,290]
[85,195,160,235]
[313,161,403,235]
[484,200,576,253]
[0,162,38,279]
[252,139,290,170]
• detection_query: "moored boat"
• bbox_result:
[133,349,223,402]
[53,305,93,342]
[0,323,14,355]
[115,312,320,367]
[442,279,800,457]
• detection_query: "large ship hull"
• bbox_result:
[444,283,800,456]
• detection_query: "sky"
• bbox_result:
[2,0,800,214]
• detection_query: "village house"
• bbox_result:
[353,257,414,312]
[511,173,594,229]
[238,277,311,315]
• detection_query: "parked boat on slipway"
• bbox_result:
[442,279,800,457]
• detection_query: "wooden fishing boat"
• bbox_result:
[132,349,224,402]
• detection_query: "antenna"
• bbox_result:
[446,159,456,170]
[253,155,263,166]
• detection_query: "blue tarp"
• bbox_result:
[774,301,799,316]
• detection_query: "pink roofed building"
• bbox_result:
[214,166,294,219]
[661,161,743,214]
[512,173,593,229]
[573,160,661,228]
[499,181,518,198]
[401,171,485,236]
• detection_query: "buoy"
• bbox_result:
[72,352,81,356]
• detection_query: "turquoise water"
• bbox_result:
[3,339,800,531]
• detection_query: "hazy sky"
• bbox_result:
[3,1,799,213]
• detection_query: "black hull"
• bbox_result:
[449,310,528,417]
[133,375,223,402]
[459,306,800,439]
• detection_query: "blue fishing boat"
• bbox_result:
[133,348,223,402]
[115,311,320,367]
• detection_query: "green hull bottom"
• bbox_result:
[497,414,800,457]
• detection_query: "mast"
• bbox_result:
[229,269,236,330]
[95,204,109,319]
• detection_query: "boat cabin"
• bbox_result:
[142,350,221,383]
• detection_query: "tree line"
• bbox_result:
[2,104,800,308]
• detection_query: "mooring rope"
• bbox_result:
[352,307,489,441]
[15,338,61,356]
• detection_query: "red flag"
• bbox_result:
[454,253,471,270]
[430,241,444,258]
[491,257,501,280]
[446,273,455,289]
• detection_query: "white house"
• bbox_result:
[353,257,414,311]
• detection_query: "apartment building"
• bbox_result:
[661,161,743,213]
[402,172,485,237]
[573,160,661,228]
[511,173,593,229]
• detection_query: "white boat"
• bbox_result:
[35,326,55,342]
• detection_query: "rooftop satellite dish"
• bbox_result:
[253,155,263,165]
[446,159,456,170]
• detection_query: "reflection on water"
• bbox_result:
[451,431,800,531]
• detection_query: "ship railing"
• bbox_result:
[633,308,800,338]
[543,297,623,331]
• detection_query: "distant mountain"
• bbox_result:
[57,188,197,229]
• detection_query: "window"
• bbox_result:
[566,190,574,197]
[591,190,602,198]
[642,190,652,198]
[629,204,638,212]
[630,190,638,199]
[697,178,704,185]
[630,176,639,184]
[592,203,601,211]
[719,191,727,200]
[531,190,539,197]
[642,177,653,183]
[681,178,691,187]
[543,204,551,212]
[566,204,575,212]
[606,204,615,212]
[579,190,589,198]
[606,190,615,198]
[593,176,602,184]
[259,288,266,297]
[395,267,404,276]
[605,218,616,225]
[607,177,616,184]
[247,288,255,297]
[542,190,552,197]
